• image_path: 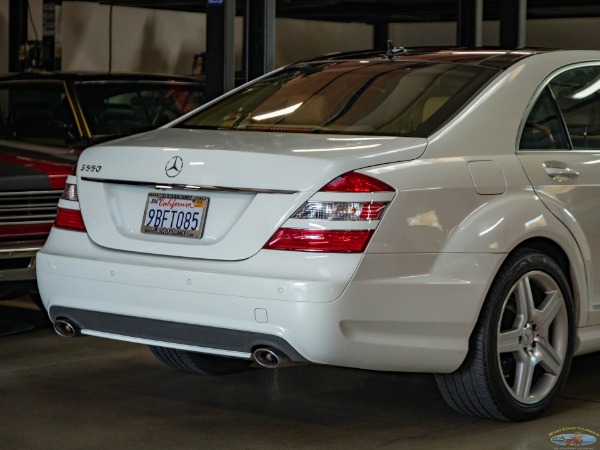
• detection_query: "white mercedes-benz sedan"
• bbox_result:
[36,47,600,421]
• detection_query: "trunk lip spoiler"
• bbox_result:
[80,176,300,195]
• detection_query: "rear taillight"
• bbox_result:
[320,172,393,193]
[55,176,86,232]
[266,229,374,252]
[292,201,388,221]
[60,182,78,201]
[54,207,86,232]
[264,172,395,253]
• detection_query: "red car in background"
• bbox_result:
[0,72,205,304]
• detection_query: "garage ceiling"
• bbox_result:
[77,0,600,23]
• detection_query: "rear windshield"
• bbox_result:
[175,60,499,137]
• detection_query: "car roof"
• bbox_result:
[300,47,556,70]
[0,71,203,83]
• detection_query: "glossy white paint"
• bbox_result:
[77,132,423,260]
[37,228,502,371]
[36,50,600,373]
[519,151,600,326]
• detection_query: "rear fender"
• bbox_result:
[441,192,588,327]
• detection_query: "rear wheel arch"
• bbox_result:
[508,237,584,325]
[436,243,576,420]
[512,238,572,290]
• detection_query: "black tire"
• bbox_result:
[435,248,574,421]
[149,346,252,375]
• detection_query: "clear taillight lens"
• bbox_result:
[55,177,85,232]
[264,172,395,253]
[292,201,388,221]
[60,183,78,201]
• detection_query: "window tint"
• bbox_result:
[519,87,569,150]
[549,66,600,149]
[0,83,79,146]
[74,82,205,137]
[176,61,499,138]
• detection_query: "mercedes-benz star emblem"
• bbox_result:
[165,156,183,178]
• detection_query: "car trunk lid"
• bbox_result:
[76,128,426,260]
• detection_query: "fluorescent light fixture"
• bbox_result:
[571,79,600,100]
[253,102,303,121]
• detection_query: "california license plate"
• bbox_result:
[141,193,208,239]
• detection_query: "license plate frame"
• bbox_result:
[140,192,209,239]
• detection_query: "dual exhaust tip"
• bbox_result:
[53,318,81,338]
[252,347,290,369]
[53,319,291,369]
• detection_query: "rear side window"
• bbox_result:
[519,87,569,150]
[176,61,499,137]
[550,66,600,149]
[0,83,79,146]
[520,65,600,150]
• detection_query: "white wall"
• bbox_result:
[61,2,110,70]
[60,4,370,74]
[389,21,457,47]
[274,18,372,66]
[388,18,600,50]
[1,1,600,76]
[527,18,600,49]
[0,2,371,74]
[0,0,44,73]
[61,3,215,74]
[389,21,501,47]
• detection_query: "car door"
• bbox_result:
[518,63,600,326]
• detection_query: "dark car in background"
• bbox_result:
[0,72,205,303]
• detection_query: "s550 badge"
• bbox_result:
[80,164,102,173]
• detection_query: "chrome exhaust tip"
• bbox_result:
[53,318,81,338]
[252,347,289,369]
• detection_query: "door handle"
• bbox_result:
[543,162,580,180]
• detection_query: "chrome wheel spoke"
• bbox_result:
[498,328,522,354]
[534,290,562,334]
[497,270,570,405]
[513,350,536,400]
[535,339,563,376]
[515,276,534,324]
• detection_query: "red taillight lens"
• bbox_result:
[264,229,374,253]
[359,203,387,220]
[265,172,394,253]
[321,172,393,192]
[54,207,86,232]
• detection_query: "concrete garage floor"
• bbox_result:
[1,299,600,450]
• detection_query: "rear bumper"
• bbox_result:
[36,228,503,373]
[48,306,309,362]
